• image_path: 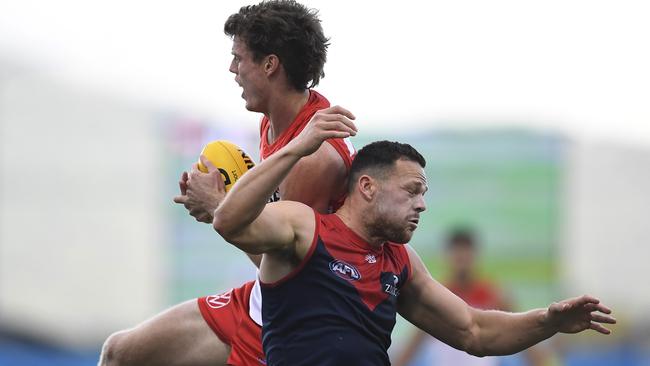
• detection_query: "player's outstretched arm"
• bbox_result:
[397,245,479,353]
[213,106,357,254]
[466,295,615,356]
[398,246,616,357]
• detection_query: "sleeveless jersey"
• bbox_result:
[259,89,355,210]
[248,90,355,328]
[199,90,356,366]
[260,212,412,366]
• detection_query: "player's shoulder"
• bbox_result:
[292,140,347,173]
[267,200,315,217]
[397,243,412,256]
[400,244,421,273]
[319,139,348,162]
[383,242,413,264]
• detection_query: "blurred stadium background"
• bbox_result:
[1,1,649,365]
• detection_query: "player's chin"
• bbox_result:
[392,229,414,245]
[244,100,261,113]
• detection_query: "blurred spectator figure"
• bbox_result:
[394,228,550,366]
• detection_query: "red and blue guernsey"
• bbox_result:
[260,211,413,366]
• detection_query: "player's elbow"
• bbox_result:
[464,341,488,358]
[213,209,236,238]
[462,338,488,358]
[457,319,488,357]
[99,331,131,366]
[213,216,238,244]
[213,215,264,255]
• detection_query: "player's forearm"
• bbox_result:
[468,308,556,357]
[213,146,302,236]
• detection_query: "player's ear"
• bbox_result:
[358,175,377,202]
[264,54,280,75]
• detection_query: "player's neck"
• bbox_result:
[335,206,385,249]
[266,88,310,144]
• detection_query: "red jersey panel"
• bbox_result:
[259,212,412,366]
[259,90,355,209]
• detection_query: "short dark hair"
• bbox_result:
[446,228,476,250]
[224,0,329,91]
[348,141,426,193]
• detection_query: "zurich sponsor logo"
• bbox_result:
[384,274,400,296]
[329,259,361,281]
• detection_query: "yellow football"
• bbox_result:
[198,140,255,192]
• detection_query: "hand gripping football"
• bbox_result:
[198,140,255,192]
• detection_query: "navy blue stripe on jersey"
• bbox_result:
[260,213,410,366]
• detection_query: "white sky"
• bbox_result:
[1,0,649,147]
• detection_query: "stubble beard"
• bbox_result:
[366,200,412,245]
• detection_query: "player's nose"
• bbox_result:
[415,195,426,212]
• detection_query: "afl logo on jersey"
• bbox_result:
[329,259,361,281]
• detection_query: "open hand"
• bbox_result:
[546,295,616,335]
[289,105,357,157]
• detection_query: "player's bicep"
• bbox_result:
[280,142,347,213]
[224,201,314,255]
[398,245,477,351]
